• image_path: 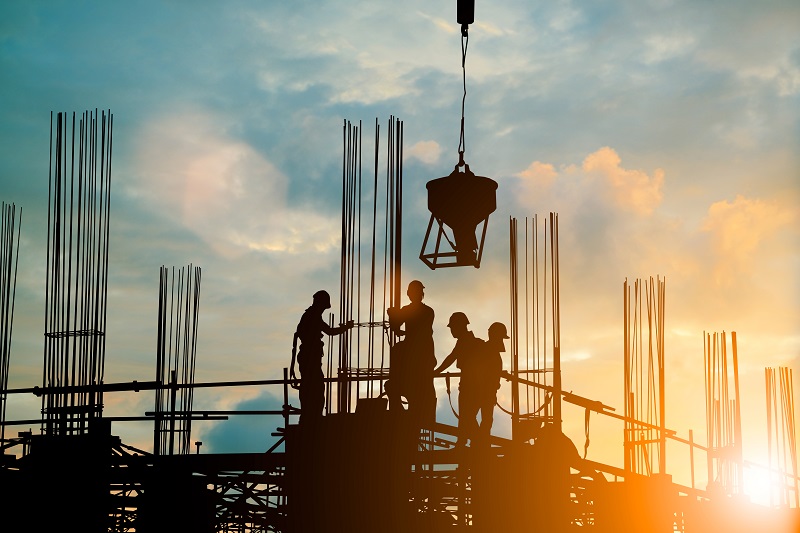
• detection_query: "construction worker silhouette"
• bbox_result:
[386,280,436,425]
[473,322,508,447]
[291,290,353,424]
[434,311,486,447]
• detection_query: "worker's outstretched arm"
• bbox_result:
[434,350,458,375]
[323,320,354,336]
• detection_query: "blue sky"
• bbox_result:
[1,0,798,496]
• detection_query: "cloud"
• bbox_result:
[247,6,462,106]
[516,146,664,216]
[702,194,796,285]
[516,160,557,185]
[200,390,284,453]
[582,147,664,215]
[131,109,340,263]
[405,140,441,165]
[547,5,583,32]
[328,55,419,104]
[642,33,696,64]
[417,11,457,35]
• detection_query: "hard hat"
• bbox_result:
[447,312,469,328]
[488,322,509,339]
[313,290,332,309]
[408,279,425,292]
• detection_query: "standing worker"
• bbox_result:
[290,290,354,424]
[434,312,485,447]
[474,322,508,447]
[386,280,437,425]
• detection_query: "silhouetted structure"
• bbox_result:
[420,165,497,269]
[419,0,498,270]
[703,330,745,495]
[41,110,114,437]
[0,202,21,443]
[766,366,799,507]
[624,276,667,476]
[153,264,202,455]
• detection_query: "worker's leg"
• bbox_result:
[421,379,437,428]
[407,374,437,428]
[299,360,324,424]
[458,390,479,446]
[475,395,496,449]
[389,342,408,411]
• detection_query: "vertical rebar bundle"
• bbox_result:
[154,265,202,455]
[0,202,22,442]
[509,213,561,441]
[42,110,113,436]
[703,331,744,494]
[765,366,798,507]
[331,117,402,415]
[623,276,666,476]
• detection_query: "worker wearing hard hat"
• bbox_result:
[386,280,436,425]
[291,290,354,424]
[434,311,487,447]
[474,322,508,447]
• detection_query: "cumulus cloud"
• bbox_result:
[516,146,664,216]
[582,147,665,215]
[702,195,796,285]
[405,140,441,165]
[516,160,557,185]
[131,109,340,262]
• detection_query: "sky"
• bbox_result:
[1,0,798,501]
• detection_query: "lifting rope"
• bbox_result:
[456,23,469,168]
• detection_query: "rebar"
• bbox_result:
[623,276,666,476]
[0,202,21,442]
[334,117,403,414]
[153,264,202,455]
[508,214,562,440]
[42,110,113,436]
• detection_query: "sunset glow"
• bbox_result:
[0,0,797,504]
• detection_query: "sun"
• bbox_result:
[743,466,775,507]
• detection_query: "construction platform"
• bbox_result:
[2,407,798,532]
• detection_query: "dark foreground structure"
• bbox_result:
[2,406,798,532]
